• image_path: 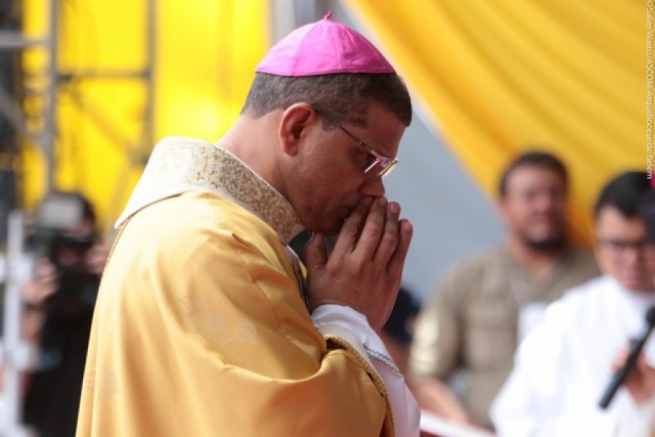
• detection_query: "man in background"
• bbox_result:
[21,191,109,437]
[491,170,655,436]
[409,151,600,429]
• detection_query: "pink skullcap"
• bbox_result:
[255,11,395,76]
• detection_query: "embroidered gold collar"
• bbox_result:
[116,137,305,245]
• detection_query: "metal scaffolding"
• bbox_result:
[0,0,156,195]
[0,0,57,195]
[0,0,156,434]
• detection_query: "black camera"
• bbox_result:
[28,192,100,316]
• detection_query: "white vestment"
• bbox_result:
[491,275,655,437]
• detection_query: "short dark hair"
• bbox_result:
[498,150,568,198]
[594,171,651,218]
[71,192,96,223]
[640,190,655,241]
[241,73,412,127]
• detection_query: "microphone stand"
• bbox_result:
[598,306,655,409]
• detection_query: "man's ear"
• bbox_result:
[278,103,318,156]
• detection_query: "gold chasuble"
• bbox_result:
[76,138,394,437]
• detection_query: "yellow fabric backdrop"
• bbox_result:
[343,0,642,245]
[21,0,268,234]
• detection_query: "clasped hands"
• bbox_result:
[304,196,413,332]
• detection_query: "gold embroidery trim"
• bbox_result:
[121,138,304,244]
[325,334,396,436]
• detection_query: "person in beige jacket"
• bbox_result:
[409,151,600,429]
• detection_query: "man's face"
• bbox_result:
[288,104,406,235]
[595,206,655,291]
[498,165,568,250]
[55,218,96,272]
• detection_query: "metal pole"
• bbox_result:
[0,211,32,437]
[270,0,296,42]
[42,0,58,194]
[0,32,46,49]
[144,0,156,152]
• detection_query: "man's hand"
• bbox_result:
[611,349,655,405]
[22,258,58,307]
[86,240,110,275]
[303,196,413,332]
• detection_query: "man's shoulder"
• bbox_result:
[544,275,612,323]
[443,247,506,280]
[432,248,508,302]
[561,274,612,300]
[125,191,279,251]
[556,245,602,285]
[134,191,257,227]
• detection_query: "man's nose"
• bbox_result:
[532,192,557,211]
[359,176,385,198]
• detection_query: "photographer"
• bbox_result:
[21,191,109,437]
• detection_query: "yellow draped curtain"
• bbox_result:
[21,0,268,233]
[343,0,642,245]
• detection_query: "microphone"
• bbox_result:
[598,306,655,409]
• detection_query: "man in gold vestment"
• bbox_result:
[76,13,420,437]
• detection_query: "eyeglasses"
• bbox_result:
[597,238,655,258]
[320,114,399,178]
